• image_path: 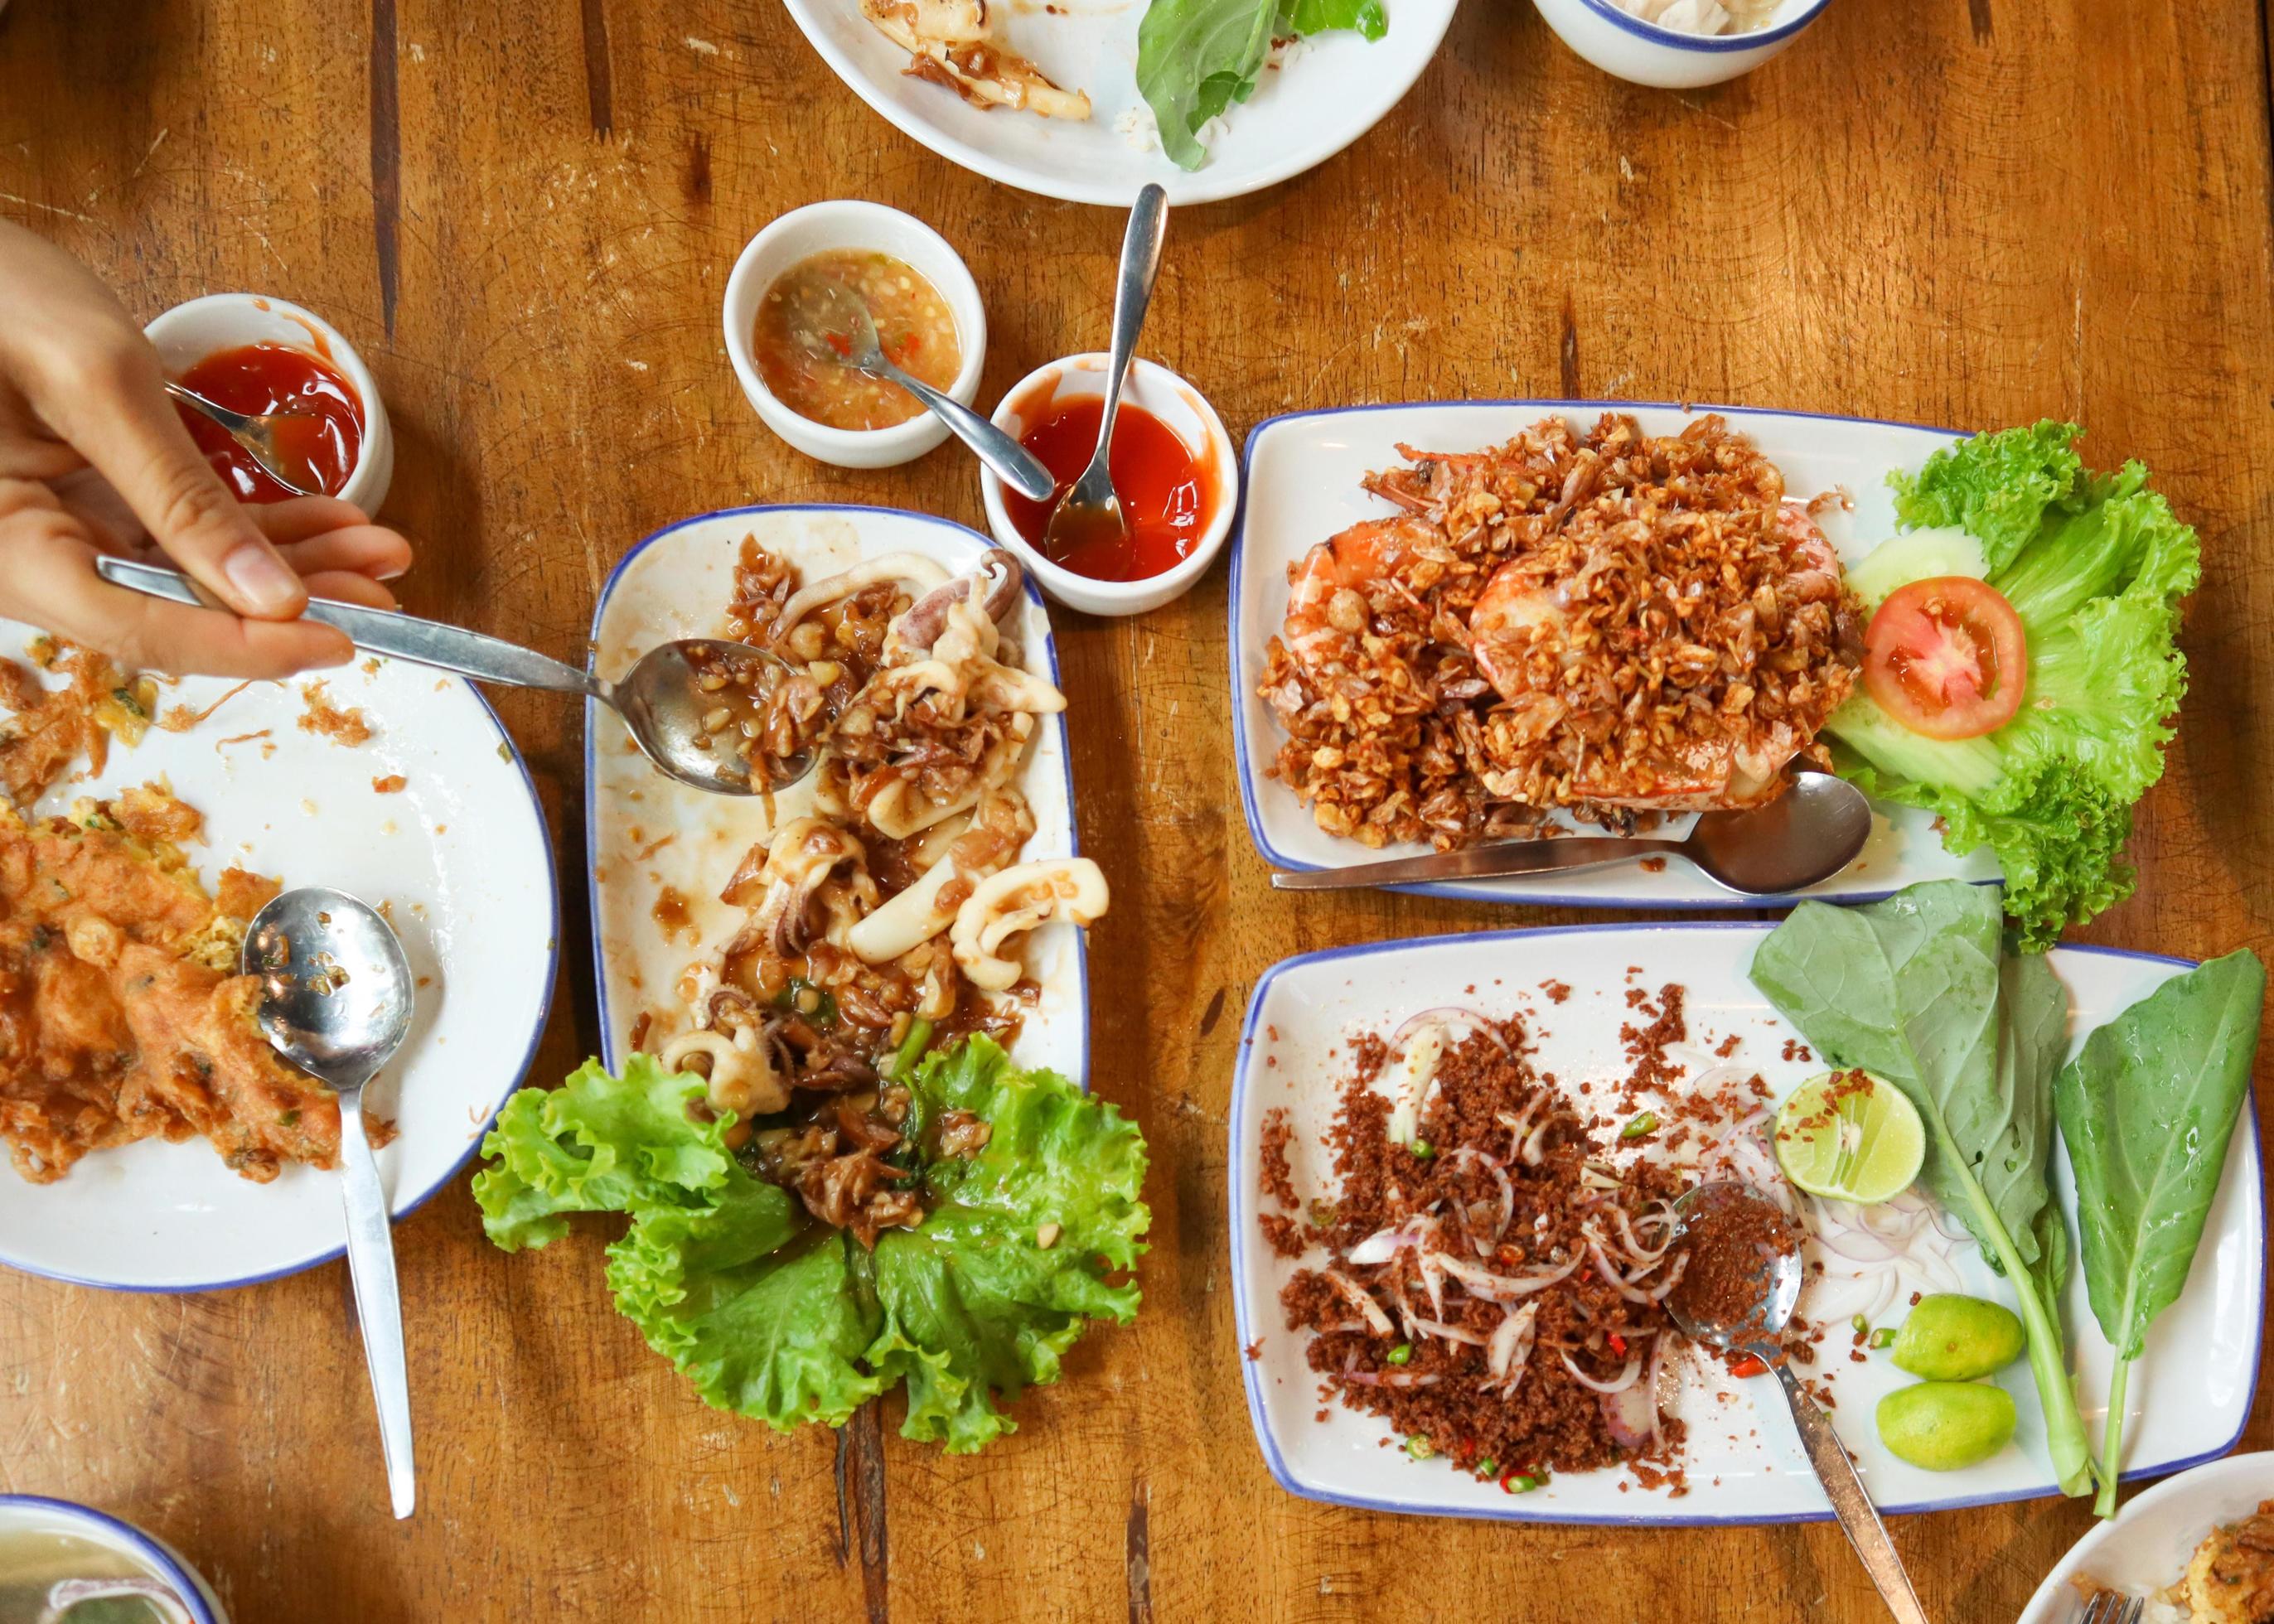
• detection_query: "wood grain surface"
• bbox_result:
[3,1,2272,1619]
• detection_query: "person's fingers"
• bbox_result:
[299,571,398,611]
[28,336,308,620]
[0,484,351,678]
[248,495,372,546]
[261,520,414,582]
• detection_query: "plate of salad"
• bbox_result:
[1231,406,2200,945]
[781,0,1459,205]
[1232,887,2266,1523]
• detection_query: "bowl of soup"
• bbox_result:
[144,292,392,516]
[0,1495,228,1622]
[723,201,986,471]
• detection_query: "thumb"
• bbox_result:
[41,340,309,620]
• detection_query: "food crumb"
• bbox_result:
[1540,979,1571,1004]
[297,681,372,746]
[371,774,407,794]
[1244,1337,1265,1361]
[1638,856,1667,873]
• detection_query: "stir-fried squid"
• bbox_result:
[654,538,1108,1246]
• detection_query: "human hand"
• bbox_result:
[0,222,414,678]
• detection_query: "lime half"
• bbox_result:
[1773,1070,1924,1204]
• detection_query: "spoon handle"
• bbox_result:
[94,557,603,698]
[1092,182,1168,474]
[1270,834,1683,891]
[877,365,1056,502]
[337,1089,417,1520]
[1773,1365,1929,1624]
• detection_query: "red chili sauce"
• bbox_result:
[1001,396,1212,582]
[173,342,363,503]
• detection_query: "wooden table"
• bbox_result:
[2,2,2270,1618]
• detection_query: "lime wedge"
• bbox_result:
[1773,1070,1924,1204]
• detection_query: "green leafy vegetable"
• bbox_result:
[1829,423,2199,946]
[2052,948,2265,1516]
[1749,880,2093,1497]
[1136,0,1386,172]
[473,1039,1148,1452]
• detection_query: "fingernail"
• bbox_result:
[222,545,301,614]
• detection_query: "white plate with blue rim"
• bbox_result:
[0,631,557,1291]
[1229,400,2005,907]
[583,505,1089,1085]
[1231,923,2262,1525]
[779,0,1459,206]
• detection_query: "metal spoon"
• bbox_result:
[164,379,326,498]
[1042,182,1168,562]
[1667,1181,1929,1624]
[786,283,1056,502]
[94,555,811,795]
[244,887,418,1520]
[1269,770,1873,894]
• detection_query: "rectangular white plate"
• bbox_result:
[586,505,1089,1084]
[1229,401,2005,906]
[1231,924,2262,1525]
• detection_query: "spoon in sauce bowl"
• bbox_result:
[1667,1182,1930,1624]
[785,281,1056,502]
[164,378,332,499]
[1042,183,1169,568]
[94,556,822,795]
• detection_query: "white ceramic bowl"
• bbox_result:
[723,201,986,471]
[0,1494,230,1622]
[143,292,394,516]
[1531,0,1832,88]
[979,355,1237,617]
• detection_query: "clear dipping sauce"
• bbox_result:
[1001,396,1212,582]
[752,250,961,432]
[0,1523,186,1623]
[174,341,362,502]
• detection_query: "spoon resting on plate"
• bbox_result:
[244,887,418,1520]
[1270,771,1874,894]
[94,555,817,795]
[1667,1181,1930,1624]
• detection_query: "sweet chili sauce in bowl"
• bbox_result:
[173,341,364,502]
[980,355,1238,617]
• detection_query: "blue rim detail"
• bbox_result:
[584,504,1091,1091]
[0,682,559,1295]
[1570,0,1833,53]
[0,1495,222,1622]
[1227,923,2264,1525]
[1226,397,1977,908]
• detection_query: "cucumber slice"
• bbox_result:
[1844,524,1989,608]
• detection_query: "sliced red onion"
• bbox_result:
[1560,1349,1644,1394]
[1432,1249,1580,1301]
[1387,1022,1448,1148]
[1391,1006,1510,1056]
[1322,1269,1394,1336]
[1342,1371,1444,1389]
[1406,1317,1489,1348]
[1600,1376,1658,1449]
[1485,1302,1539,1384]
[1444,1148,1515,1249]
[1346,1216,1425,1267]
[1520,1112,1556,1167]
[1612,1201,1674,1263]
[1589,1236,1688,1305]
[1810,1226,1908,1264]
[1643,1331,1673,1447]
[1640,1253,1690,1302]
[1418,1247,1449,1321]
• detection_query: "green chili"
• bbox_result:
[1620,1112,1659,1141]
[1386,1344,1412,1366]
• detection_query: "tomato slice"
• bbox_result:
[1863,576,2028,741]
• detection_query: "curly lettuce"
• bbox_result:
[474,1040,1148,1451]
[1829,423,2200,947]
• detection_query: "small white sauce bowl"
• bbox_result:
[723,201,987,471]
[1531,0,1831,88]
[980,355,1237,619]
[0,1494,231,1623]
[143,292,394,517]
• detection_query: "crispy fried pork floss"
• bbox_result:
[0,802,336,1184]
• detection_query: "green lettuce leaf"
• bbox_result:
[472,1039,1148,1450]
[1749,882,2093,1496]
[1136,0,1387,172]
[2053,949,2266,1515]
[1830,423,2199,946]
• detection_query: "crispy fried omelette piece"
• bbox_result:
[0,640,158,807]
[0,794,339,1183]
[863,0,1091,119]
[2184,1500,2274,1623]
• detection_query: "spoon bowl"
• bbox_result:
[1270,770,1875,894]
[1663,1179,1804,1356]
[164,379,327,499]
[244,887,419,1520]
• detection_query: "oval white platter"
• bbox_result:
[585,505,1089,1084]
[1230,400,2008,906]
[780,0,1459,206]
[1231,924,2262,1525]
[0,629,558,1291]
[2019,1452,2274,1622]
